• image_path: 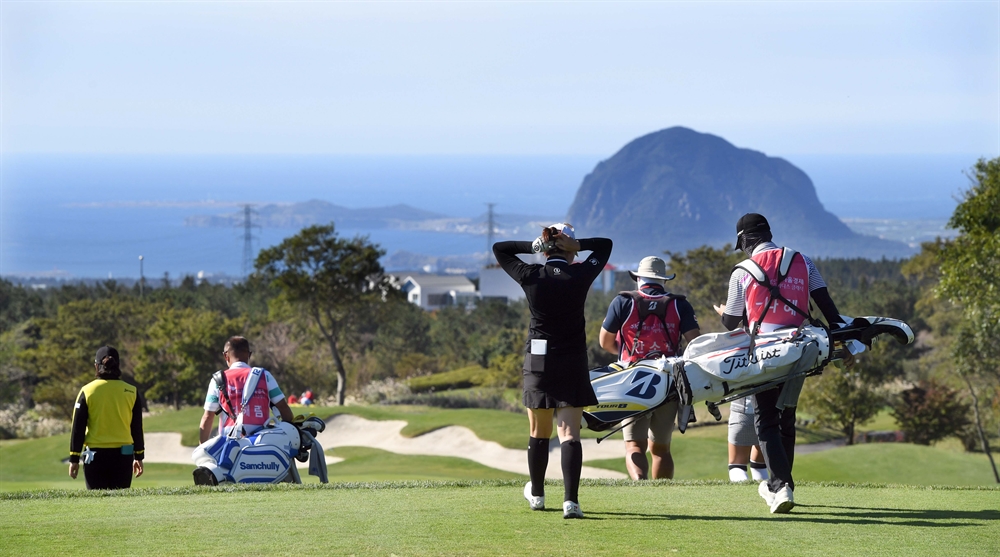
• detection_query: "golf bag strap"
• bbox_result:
[212,370,230,417]
[241,367,265,409]
[623,291,682,358]
[216,367,266,439]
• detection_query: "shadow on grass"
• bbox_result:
[590,506,1000,527]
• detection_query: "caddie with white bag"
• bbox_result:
[713,213,851,514]
[192,336,296,485]
[598,255,700,480]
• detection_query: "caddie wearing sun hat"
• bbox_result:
[627,256,676,282]
[599,254,701,481]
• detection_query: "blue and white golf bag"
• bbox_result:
[192,366,329,484]
[193,421,300,484]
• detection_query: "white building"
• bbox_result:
[397,274,478,310]
[479,261,622,303]
[478,266,525,302]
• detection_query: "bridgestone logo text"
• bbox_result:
[239,461,280,471]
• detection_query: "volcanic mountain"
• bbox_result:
[566,127,913,261]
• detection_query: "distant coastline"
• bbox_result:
[0,153,977,278]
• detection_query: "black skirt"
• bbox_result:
[522,350,598,409]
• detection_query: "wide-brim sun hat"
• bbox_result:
[628,256,676,281]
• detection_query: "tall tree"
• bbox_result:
[940,158,1000,319]
[938,157,1000,483]
[256,225,390,405]
[799,359,887,445]
[17,297,155,418]
[134,307,234,409]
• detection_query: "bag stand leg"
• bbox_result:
[282,464,302,484]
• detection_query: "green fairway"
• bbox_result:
[795,443,1000,486]
[0,443,524,492]
[1,481,997,556]
[5,405,1000,491]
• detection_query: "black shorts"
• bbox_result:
[522,351,598,409]
[83,447,135,490]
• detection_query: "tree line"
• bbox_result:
[1,159,997,480]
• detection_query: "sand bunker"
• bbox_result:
[316,414,626,479]
[141,415,626,479]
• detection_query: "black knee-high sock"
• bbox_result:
[561,440,583,503]
[527,437,549,496]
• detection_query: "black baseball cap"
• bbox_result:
[95,345,119,364]
[735,213,770,249]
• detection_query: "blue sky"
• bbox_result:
[2,1,998,156]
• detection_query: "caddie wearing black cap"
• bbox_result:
[714,213,849,513]
[68,345,145,489]
[599,255,700,480]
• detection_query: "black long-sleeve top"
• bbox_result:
[493,238,613,356]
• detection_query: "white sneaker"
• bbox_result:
[770,485,795,514]
[729,467,749,482]
[758,480,775,506]
[523,482,544,511]
[563,500,583,519]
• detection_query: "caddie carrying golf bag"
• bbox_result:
[584,316,914,438]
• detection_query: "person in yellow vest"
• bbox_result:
[68,345,144,489]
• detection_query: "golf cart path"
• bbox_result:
[142,414,626,478]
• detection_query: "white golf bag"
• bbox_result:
[584,358,677,432]
[584,316,914,439]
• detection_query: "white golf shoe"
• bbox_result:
[523,482,544,511]
[758,480,775,506]
[562,501,583,519]
[770,485,795,514]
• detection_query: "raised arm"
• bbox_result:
[578,238,613,270]
[492,241,535,283]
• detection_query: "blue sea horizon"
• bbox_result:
[0,152,977,279]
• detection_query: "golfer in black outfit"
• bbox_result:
[493,223,612,519]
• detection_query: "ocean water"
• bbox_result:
[0,153,979,279]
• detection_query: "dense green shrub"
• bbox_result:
[406,365,491,393]
[892,379,971,445]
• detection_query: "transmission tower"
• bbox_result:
[241,204,259,279]
[485,202,497,266]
